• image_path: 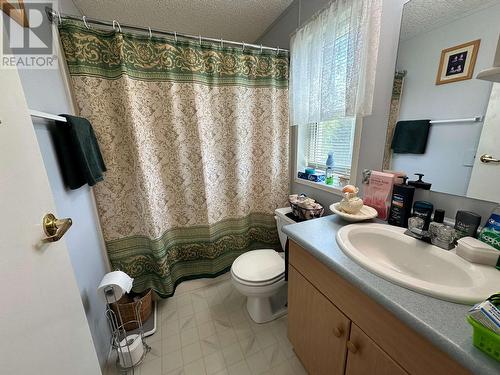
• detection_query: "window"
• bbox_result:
[290,0,381,188]
[303,27,355,179]
[304,117,356,177]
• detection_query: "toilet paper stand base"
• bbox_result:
[103,285,151,374]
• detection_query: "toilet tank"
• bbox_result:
[274,207,296,250]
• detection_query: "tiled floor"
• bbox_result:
[106,273,307,375]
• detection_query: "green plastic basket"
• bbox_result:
[467,316,500,362]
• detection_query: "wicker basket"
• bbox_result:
[111,289,153,331]
[289,195,324,221]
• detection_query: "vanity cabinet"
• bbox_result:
[287,241,471,375]
[288,267,350,374]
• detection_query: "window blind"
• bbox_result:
[304,118,356,176]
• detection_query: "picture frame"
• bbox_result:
[436,39,480,85]
[0,0,29,27]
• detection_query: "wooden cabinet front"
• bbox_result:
[346,324,408,375]
[287,240,470,375]
[288,265,350,375]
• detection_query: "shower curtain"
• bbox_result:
[58,20,289,297]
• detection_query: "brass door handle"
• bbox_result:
[480,154,500,164]
[43,213,72,242]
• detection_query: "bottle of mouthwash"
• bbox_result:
[325,152,334,185]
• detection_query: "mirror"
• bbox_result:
[384,0,500,203]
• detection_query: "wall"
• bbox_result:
[2,0,111,369]
[392,4,500,196]
[257,0,499,222]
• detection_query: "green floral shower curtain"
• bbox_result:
[58,20,289,297]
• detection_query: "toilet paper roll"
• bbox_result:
[118,334,144,368]
[97,271,134,303]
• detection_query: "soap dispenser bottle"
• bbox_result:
[388,176,415,227]
[408,173,432,202]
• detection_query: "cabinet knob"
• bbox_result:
[346,341,358,353]
[333,326,343,338]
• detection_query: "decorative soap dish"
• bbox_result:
[330,202,378,222]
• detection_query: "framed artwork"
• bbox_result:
[0,0,28,27]
[436,39,480,85]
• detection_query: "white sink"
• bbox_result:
[336,223,500,304]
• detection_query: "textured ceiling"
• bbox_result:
[71,0,293,43]
[401,0,500,41]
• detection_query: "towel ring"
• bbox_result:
[82,15,91,29]
[112,20,122,33]
[148,27,152,39]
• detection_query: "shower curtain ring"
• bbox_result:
[242,42,245,52]
[82,15,90,29]
[220,38,223,48]
[174,31,178,43]
[276,46,280,55]
[148,27,152,39]
[112,20,122,33]
[260,44,263,53]
[199,35,202,46]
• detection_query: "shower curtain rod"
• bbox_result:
[45,7,289,54]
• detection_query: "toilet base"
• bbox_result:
[246,283,288,324]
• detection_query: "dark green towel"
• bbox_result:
[52,115,106,189]
[391,120,431,154]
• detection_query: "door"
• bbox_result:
[288,265,350,375]
[0,69,101,374]
[345,324,408,375]
[467,83,500,200]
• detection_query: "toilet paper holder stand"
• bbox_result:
[103,286,151,373]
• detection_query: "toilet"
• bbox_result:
[231,207,296,323]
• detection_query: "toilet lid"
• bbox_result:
[232,249,285,283]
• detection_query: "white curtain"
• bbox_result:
[290,0,382,126]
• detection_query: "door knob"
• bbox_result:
[480,154,500,164]
[333,326,344,338]
[43,213,72,242]
[346,341,358,353]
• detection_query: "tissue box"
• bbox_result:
[298,171,325,183]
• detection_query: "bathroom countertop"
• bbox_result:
[283,215,500,375]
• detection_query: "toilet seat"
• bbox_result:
[232,271,284,286]
[231,249,285,286]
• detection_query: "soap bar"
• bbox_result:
[456,236,500,268]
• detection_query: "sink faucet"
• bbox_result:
[405,216,431,242]
[405,216,455,250]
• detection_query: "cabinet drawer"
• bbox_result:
[289,241,470,375]
[288,265,350,375]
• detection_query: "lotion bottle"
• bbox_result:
[388,176,415,227]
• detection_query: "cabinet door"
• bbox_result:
[346,324,408,375]
[288,266,350,375]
